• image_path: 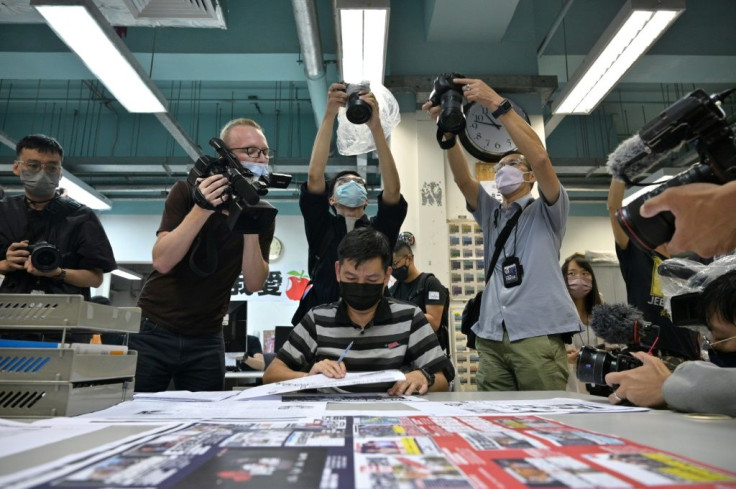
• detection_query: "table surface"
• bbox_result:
[1,390,734,478]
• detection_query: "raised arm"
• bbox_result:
[152,175,229,274]
[607,178,630,249]
[455,77,560,204]
[364,92,401,204]
[307,83,347,195]
[421,101,480,209]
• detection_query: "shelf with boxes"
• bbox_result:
[0,294,141,417]
[448,220,485,391]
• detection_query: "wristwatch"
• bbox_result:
[419,368,435,387]
[491,98,513,119]
[55,268,67,282]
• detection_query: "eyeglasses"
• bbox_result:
[18,160,62,175]
[702,334,736,350]
[230,147,276,160]
[336,175,366,186]
[493,158,527,173]
[566,270,592,279]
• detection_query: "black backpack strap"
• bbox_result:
[408,272,432,303]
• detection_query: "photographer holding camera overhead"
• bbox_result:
[290,82,407,326]
[131,118,274,392]
[423,77,582,391]
[0,134,116,304]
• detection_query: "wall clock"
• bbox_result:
[459,99,529,162]
[269,236,283,261]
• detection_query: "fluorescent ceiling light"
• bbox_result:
[60,171,112,211]
[336,0,390,84]
[32,0,166,113]
[111,268,143,281]
[552,0,684,115]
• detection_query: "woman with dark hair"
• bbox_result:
[562,253,605,392]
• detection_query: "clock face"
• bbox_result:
[459,100,529,162]
[269,237,283,261]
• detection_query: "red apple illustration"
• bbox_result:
[286,270,311,301]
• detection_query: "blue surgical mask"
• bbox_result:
[495,166,527,196]
[241,162,269,178]
[335,181,368,208]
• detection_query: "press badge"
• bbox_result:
[502,256,523,288]
[428,291,440,301]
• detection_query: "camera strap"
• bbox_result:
[437,128,457,149]
[485,201,532,284]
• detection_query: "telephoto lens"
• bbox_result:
[345,83,372,124]
[428,73,466,134]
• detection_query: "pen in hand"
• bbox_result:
[337,341,354,364]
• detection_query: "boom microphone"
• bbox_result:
[589,303,655,346]
[590,303,701,360]
[605,133,681,184]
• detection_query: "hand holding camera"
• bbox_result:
[1,240,62,276]
[604,351,671,408]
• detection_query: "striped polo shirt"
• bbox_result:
[278,297,455,391]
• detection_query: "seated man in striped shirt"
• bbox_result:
[264,227,454,395]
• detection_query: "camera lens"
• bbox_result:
[576,346,611,385]
[438,91,466,134]
[29,243,62,273]
[346,90,372,124]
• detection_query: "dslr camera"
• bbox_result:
[576,346,643,386]
[428,72,467,135]
[342,82,372,124]
[187,138,292,234]
[27,241,62,273]
[617,88,736,251]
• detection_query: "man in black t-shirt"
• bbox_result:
[388,242,450,353]
[0,134,116,300]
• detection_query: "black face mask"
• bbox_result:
[339,282,385,311]
[708,348,736,368]
[391,265,409,282]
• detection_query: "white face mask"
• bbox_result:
[495,165,528,196]
[240,161,269,178]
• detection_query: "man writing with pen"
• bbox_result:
[264,228,454,395]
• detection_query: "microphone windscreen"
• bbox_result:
[590,303,644,345]
[606,134,648,179]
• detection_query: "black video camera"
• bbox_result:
[617,88,736,251]
[187,138,292,234]
[428,72,467,135]
[342,82,372,124]
[27,241,62,273]
[576,346,643,386]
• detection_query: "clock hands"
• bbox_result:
[483,112,502,129]
[473,119,502,129]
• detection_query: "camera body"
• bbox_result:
[617,89,736,251]
[27,241,62,273]
[576,346,643,386]
[187,138,292,234]
[343,82,372,124]
[428,72,467,134]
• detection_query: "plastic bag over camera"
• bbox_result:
[657,253,736,310]
[336,82,401,156]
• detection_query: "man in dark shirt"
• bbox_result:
[131,118,273,392]
[0,134,116,299]
[266,228,454,395]
[388,241,450,353]
[608,179,700,361]
[291,83,407,326]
